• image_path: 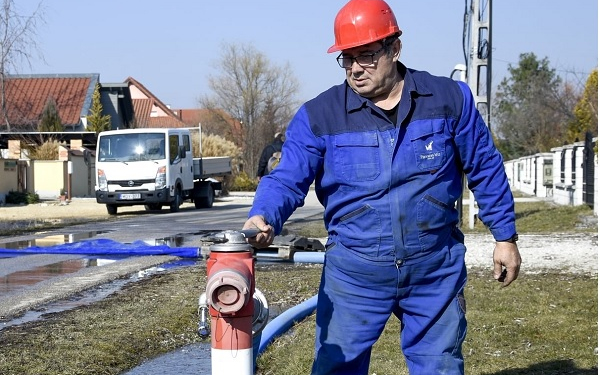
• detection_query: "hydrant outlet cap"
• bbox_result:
[206,270,251,313]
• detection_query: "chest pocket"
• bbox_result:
[409,120,447,171]
[334,132,380,181]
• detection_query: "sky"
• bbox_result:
[17,0,599,109]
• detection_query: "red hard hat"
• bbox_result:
[327,0,402,53]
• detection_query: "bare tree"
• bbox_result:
[0,0,45,131]
[200,42,300,176]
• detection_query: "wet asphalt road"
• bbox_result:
[0,190,324,321]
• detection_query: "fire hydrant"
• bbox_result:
[205,230,255,375]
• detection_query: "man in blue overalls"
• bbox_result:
[244,0,522,373]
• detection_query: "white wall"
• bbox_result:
[505,138,597,215]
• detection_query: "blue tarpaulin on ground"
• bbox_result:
[0,238,199,258]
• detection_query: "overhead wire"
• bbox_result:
[462,0,470,72]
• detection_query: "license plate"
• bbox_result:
[119,193,141,200]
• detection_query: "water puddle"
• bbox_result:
[0,231,109,250]
[0,257,111,294]
[0,230,208,294]
[0,230,122,296]
[121,342,212,375]
[154,235,187,247]
[0,260,199,331]
[0,276,131,331]
[0,230,206,331]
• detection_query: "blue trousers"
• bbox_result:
[311,240,467,375]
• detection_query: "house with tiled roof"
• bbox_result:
[0,73,134,131]
[125,76,187,128]
[0,74,197,151]
[0,73,134,149]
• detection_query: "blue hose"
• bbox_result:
[257,294,318,355]
[0,238,199,258]
[253,251,324,371]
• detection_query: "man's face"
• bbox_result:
[340,40,399,99]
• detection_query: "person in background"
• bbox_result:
[256,132,284,180]
[243,0,521,374]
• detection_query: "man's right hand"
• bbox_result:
[243,215,274,248]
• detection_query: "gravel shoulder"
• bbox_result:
[464,232,598,275]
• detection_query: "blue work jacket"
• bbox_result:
[249,63,516,262]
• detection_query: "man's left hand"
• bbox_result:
[493,242,522,287]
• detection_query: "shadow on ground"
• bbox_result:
[484,359,597,375]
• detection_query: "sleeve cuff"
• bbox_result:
[491,225,517,242]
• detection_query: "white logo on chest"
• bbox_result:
[425,140,433,151]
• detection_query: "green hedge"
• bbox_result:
[229,171,258,191]
[5,191,40,205]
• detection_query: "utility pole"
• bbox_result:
[464,0,492,229]
[467,0,492,126]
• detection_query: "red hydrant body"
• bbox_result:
[206,231,255,375]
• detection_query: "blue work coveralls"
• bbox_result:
[249,63,516,374]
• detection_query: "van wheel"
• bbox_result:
[169,188,182,213]
[194,186,214,209]
[106,204,118,215]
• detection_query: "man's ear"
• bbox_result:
[393,39,402,61]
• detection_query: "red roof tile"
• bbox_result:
[147,117,189,128]
[131,99,153,127]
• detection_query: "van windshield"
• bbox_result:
[98,133,166,162]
